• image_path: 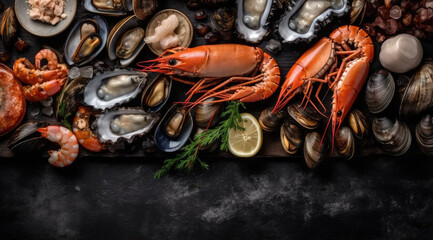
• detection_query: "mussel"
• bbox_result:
[108,16,146,66]
[92,0,123,11]
[141,74,172,113]
[83,0,127,16]
[372,117,411,156]
[365,70,395,114]
[83,69,148,110]
[335,126,355,159]
[1,7,17,47]
[55,77,89,122]
[259,108,284,132]
[236,0,274,43]
[154,104,194,152]
[416,114,433,156]
[64,15,108,66]
[8,122,49,155]
[194,98,223,129]
[280,121,303,154]
[72,33,102,64]
[96,108,160,145]
[399,60,433,116]
[287,102,322,129]
[304,131,327,168]
[133,0,158,20]
[278,0,349,43]
[348,109,369,139]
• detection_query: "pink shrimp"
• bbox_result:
[37,125,79,167]
[35,48,59,70]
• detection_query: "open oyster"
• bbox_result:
[108,16,146,66]
[236,0,274,43]
[64,15,108,66]
[83,69,147,110]
[278,0,348,43]
[96,108,160,145]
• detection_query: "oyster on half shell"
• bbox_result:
[236,0,274,43]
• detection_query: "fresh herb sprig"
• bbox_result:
[58,102,72,130]
[154,101,245,179]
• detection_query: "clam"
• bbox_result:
[372,117,411,156]
[133,0,158,20]
[399,60,433,116]
[1,7,17,47]
[72,33,102,64]
[55,77,89,122]
[287,102,322,129]
[194,98,223,128]
[348,109,368,139]
[64,15,109,66]
[96,108,160,145]
[154,104,194,152]
[83,69,148,110]
[278,0,349,43]
[416,114,433,156]
[141,74,172,113]
[8,122,49,155]
[259,108,284,132]
[236,0,274,43]
[304,131,327,168]
[365,70,395,114]
[108,16,146,66]
[335,126,355,159]
[280,121,303,154]
[83,0,127,16]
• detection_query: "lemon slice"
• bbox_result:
[228,113,263,158]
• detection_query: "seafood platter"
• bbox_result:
[0,0,433,177]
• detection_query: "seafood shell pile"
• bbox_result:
[0,0,432,174]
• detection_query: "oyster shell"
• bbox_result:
[278,0,348,43]
[116,27,145,59]
[280,121,302,154]
[83,69,147,110]
[96,108,160,145]
[65,15,109,66]
[399,60,433,116]
[108,16,146,66]
[154,104,194,152]
[141,74,172,113]
[416,113,433,156]
[365,70,395,114]
[236,0,274,43]
[133,0,158,20]
[372,117,411,156]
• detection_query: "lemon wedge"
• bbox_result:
[228,113,263,158]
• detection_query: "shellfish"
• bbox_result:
[259,108,284,132]
[96,108,160,145]
[335,126,355,159]
[278,0,349,43]
[83,69,148,110]
[236,0,274,43]
[83,0,127,16]
[141,74,172,113]
[1,7,17,47]
[72,33,102,64]
[365,70,395,114]
[8,122,49,154]
[194,98,223,129]
[133,0,158,20]
[280,121,303,154]
[287,102,322,130]
[416,113,433,156]
[304,131,327,168]
[348,109,368,139]
[372,117,411,156]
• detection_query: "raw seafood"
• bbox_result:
[145,14,182,50]
[28,0,67,25]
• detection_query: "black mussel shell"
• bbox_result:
[8,122,49,154]
[141,74,172,113]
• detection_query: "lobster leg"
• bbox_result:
[334,49,362,86]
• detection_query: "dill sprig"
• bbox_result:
[154,101,245,179]
[58,102,72,130]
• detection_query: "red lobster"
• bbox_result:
[137,44,280,106]
[272,25,374,150]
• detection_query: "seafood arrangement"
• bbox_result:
[0,0,433,177]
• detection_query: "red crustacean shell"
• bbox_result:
[0,63,26,136]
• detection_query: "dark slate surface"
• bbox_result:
[2,0,433,239]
